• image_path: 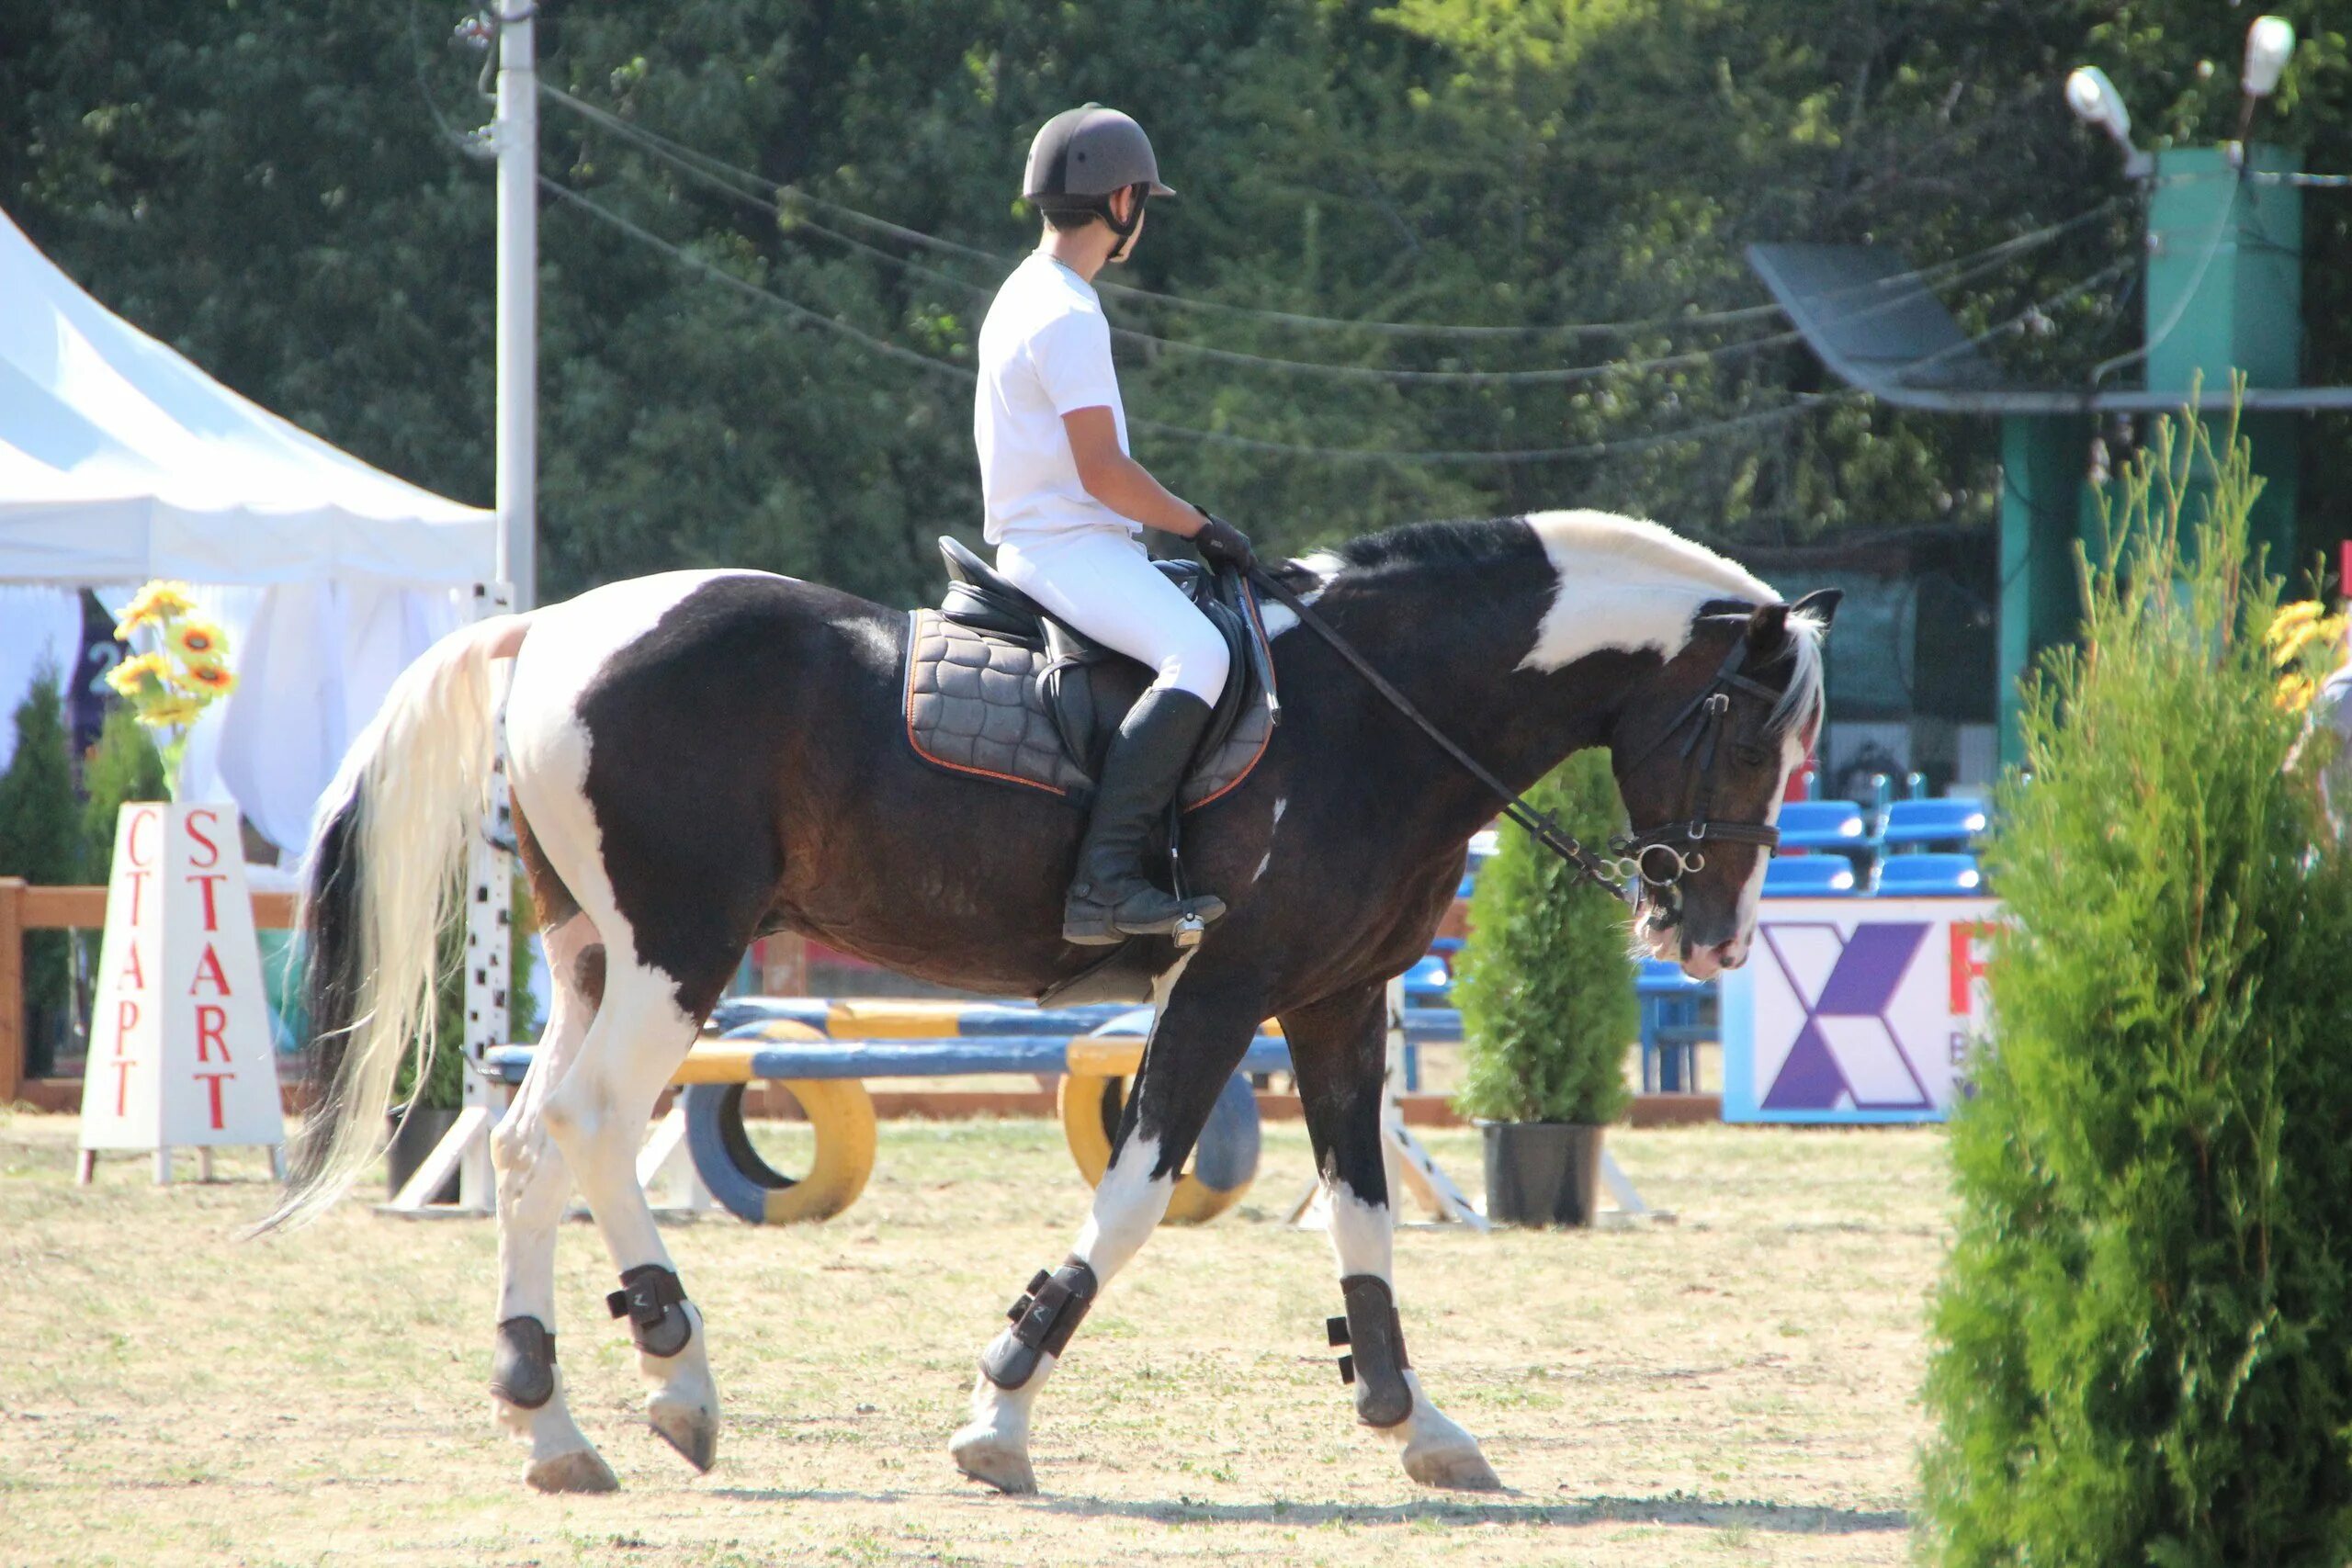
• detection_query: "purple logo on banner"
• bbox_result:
[1758,921,1935,1112]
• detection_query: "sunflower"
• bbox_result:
[113,580,197,638]
[166,619,229,663]
[105,651,173,701]
[139,697,204,730]
[175,661,238,699]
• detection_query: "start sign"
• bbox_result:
[77,803,286,1170]
[1720,897,1999,1123]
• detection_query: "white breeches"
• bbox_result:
[996,525,1229,705]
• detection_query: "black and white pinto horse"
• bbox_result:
[270,508,1830,1495]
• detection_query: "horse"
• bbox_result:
[266,506,1834,1495]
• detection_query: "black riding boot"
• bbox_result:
[1063,687,1227,945]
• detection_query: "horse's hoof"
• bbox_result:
[1403,1442,1503,1491]
[526,1446,620,1495]
[650,1399,718,1473]
[950,1425,1037,1495]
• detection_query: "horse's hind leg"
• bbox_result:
[1282,983,1501,1491]
[538,953,718,1472]
[951,972,1263,1495]
[488,911,615,1494]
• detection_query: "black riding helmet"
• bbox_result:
[1023,104,1173,262]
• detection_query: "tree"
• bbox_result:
[0,664,81,1077]
[1920,411,2352,1562]
[1453,750,1635,1125]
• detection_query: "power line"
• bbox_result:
[541,82,2126,389]
[539,174,1860,467]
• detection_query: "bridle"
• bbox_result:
[1246,568,1791,908]
[1600,622,1788,908]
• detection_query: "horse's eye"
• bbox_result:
[1734,743,1771,769]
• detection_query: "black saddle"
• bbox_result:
[926,536,1272,793]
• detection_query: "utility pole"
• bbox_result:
[494,4,537,612]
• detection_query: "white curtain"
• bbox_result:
[108,581,469,856]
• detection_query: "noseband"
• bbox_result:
[1247,569,1788,907]
[1602,630,1786,902]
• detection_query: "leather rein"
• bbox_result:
[1245,566,1784,907]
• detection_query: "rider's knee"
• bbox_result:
[1162,630,1228,705]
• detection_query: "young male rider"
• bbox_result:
[976,104,1256,945]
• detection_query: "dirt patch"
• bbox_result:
[0,1111,1942,1565]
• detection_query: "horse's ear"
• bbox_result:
[1791,587,1844,626]
[1746,602,1789,650]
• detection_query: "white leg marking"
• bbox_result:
[539,962,719,1472]
[489,914,614,1490]
[1325,1179,1501,1490]
[953,1134,1176,1493]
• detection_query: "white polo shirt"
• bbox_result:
[974,254,1134,544]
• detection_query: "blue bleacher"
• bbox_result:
[1871,852,1985,897]
[1638,959,1712,1092]
[1776,799,1867,851]
[1762,855,1858,897]
[1880,796,1989,850]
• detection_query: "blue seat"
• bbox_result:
[1881,797,1989,850]
[1636,959,1713,1092]
[1402,954,1450,1005]
[1871,852,1985,897]
[1777,799,1868,851]
[1763,855,1858,897]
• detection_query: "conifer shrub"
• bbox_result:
[79,704,167,879]
[0,665,81,1076]
[1919,412,2352,1564]
[1453,750,1635,1124]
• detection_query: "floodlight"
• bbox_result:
[2065,67,2132,144]
[2245,17,2295,98]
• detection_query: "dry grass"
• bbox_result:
[0,1109,1946,1565]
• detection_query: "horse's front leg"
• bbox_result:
[950,969,1263,1495]
[1282,982,1502,1491]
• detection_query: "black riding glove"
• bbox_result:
[1191,509,1257,574]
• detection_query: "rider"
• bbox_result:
[977,104,1256,946]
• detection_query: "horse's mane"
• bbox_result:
[1317,509,1826,738]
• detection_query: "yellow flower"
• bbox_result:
[105,651,172,699]
[165,619,229,663]
[174,661,238,699]
[2272,619,2329,668]
[138,698,204,729]
[112,580,197,638]
[2276,672,2317,714]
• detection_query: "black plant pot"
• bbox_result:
[1481,1121,1605,1227]
[385,1107,462,1203]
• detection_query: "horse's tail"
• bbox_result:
[257,614,527,1232]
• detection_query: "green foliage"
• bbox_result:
[0,664,81,1076]
[0,663,78,883]
[1,3,2343,605]
[392,873,542,1111]
[79,705,167,880]
[1919,411,2352,1564]
[1453,750,1635,1125]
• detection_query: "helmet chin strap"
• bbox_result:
[1104,185,1149,262]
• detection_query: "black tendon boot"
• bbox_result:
[1063,687,1227,944]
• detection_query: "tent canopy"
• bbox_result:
[0,206,496,586]
[0,206,500,853]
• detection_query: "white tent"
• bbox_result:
[0,206,500,854]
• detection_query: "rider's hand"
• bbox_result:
[1191,508,1257,573]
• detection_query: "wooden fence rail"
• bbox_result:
[0,878,300,1106]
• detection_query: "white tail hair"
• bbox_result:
[258,615,521,1231]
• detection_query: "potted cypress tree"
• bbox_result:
[1453,750,1636,1225]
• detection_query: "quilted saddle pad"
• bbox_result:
[903,609,1273,811]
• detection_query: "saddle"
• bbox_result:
[905,536,1276,810]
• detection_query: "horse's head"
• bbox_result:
[1607,589,1838,979]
